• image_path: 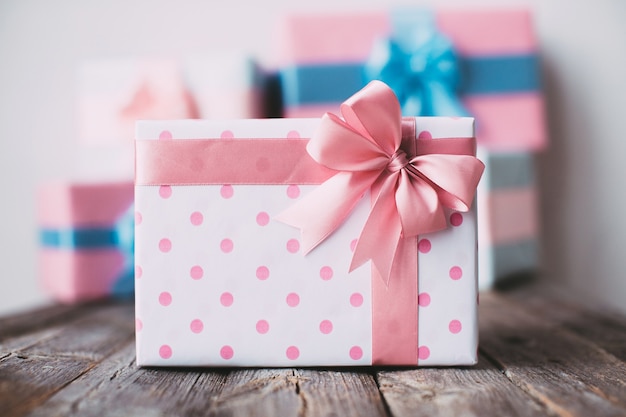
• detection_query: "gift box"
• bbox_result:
[77,55,264,146]
[277,8,546,152]
[37,181,134,303]
[477,150,540,289]
[134,82,484,367]
[277,8,546,289]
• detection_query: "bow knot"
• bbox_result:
[277,81,484,284]
[388,150,410,173]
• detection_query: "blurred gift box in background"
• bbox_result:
[0,0,625,315]
[275,8,546,289]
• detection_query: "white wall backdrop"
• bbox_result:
[1,0,625,315]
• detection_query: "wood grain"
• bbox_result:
[377,356,549,417]
[1,288,626,417]
[28,342,229,417]
[479,292,626,417]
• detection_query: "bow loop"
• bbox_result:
[365,25,468,117]
[277,81,484,284]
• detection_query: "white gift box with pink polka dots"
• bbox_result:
[134,118,479,367]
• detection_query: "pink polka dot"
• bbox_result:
[418,130,432,140]
[159,130,172,140]
[159,344,172,359]
[350,239,358,252]
[449,266,463,280]
[220,292,234,307]
[135,318,143,332]
[286,346,300,360]
[256,211,270,226]
[287,130,301,139]
[418,346,430,360]
[220,238,234,253]
[220,345,234,360]
[418,239,431,253]
[286,185,300,199]
[350,346,363,360]
[418,292,431,307]
[220,185,234,199]
[135,211,142,225]
[449,319,462,334]
[190,319,204,334]
[159,185,172,199]
[159,238,172,253]
[220,130,234,139]
[319,320,333,334]
[159,291,172,306]
[450,212,464,226]
[256,266,270,280]
[286,292,300,307]
[350,292,364,307]
[256,157,270,172]
[286,239,300,254]
[135,265,143,279]
[190,265,203,280]
[319,266,333,281]
[256,320,270,334]
[190,211,203,226]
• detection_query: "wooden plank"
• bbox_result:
[0,354,94,417]
[295,369,387,417]
[27,341,230,417]
[18,302,134,361]
[0,303,90,342]
[0,302,136,416]
[209,368,388,417]
[479,292,626,417]
[207,369,302,416]
[500,284,626,362]
[377,356,549,417]
[0,301,134,357]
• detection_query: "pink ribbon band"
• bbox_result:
[135,136,476,185]
[135,136,477,186]
[135,139,337,186]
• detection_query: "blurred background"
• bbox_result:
[0,0,625,315]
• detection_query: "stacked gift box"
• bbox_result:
[275,8,546,289]
[38,53,268,303]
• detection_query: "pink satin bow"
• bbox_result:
[277,80,484,284]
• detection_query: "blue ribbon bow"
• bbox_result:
[364,18,468,117]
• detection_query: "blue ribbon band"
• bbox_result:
[39,228,120,249]
[39,205,135,298]
[281,54,540,107]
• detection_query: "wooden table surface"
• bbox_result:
[1,283,625,417]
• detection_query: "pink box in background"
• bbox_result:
[134,83,483,367]
[276,8,547,288]
[277,8,546,152]
[77,55,264,146]
[37,182,134,303]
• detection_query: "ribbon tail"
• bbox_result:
[395,170,447,237]
[276,171,376,254]
[350,175,403,285]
